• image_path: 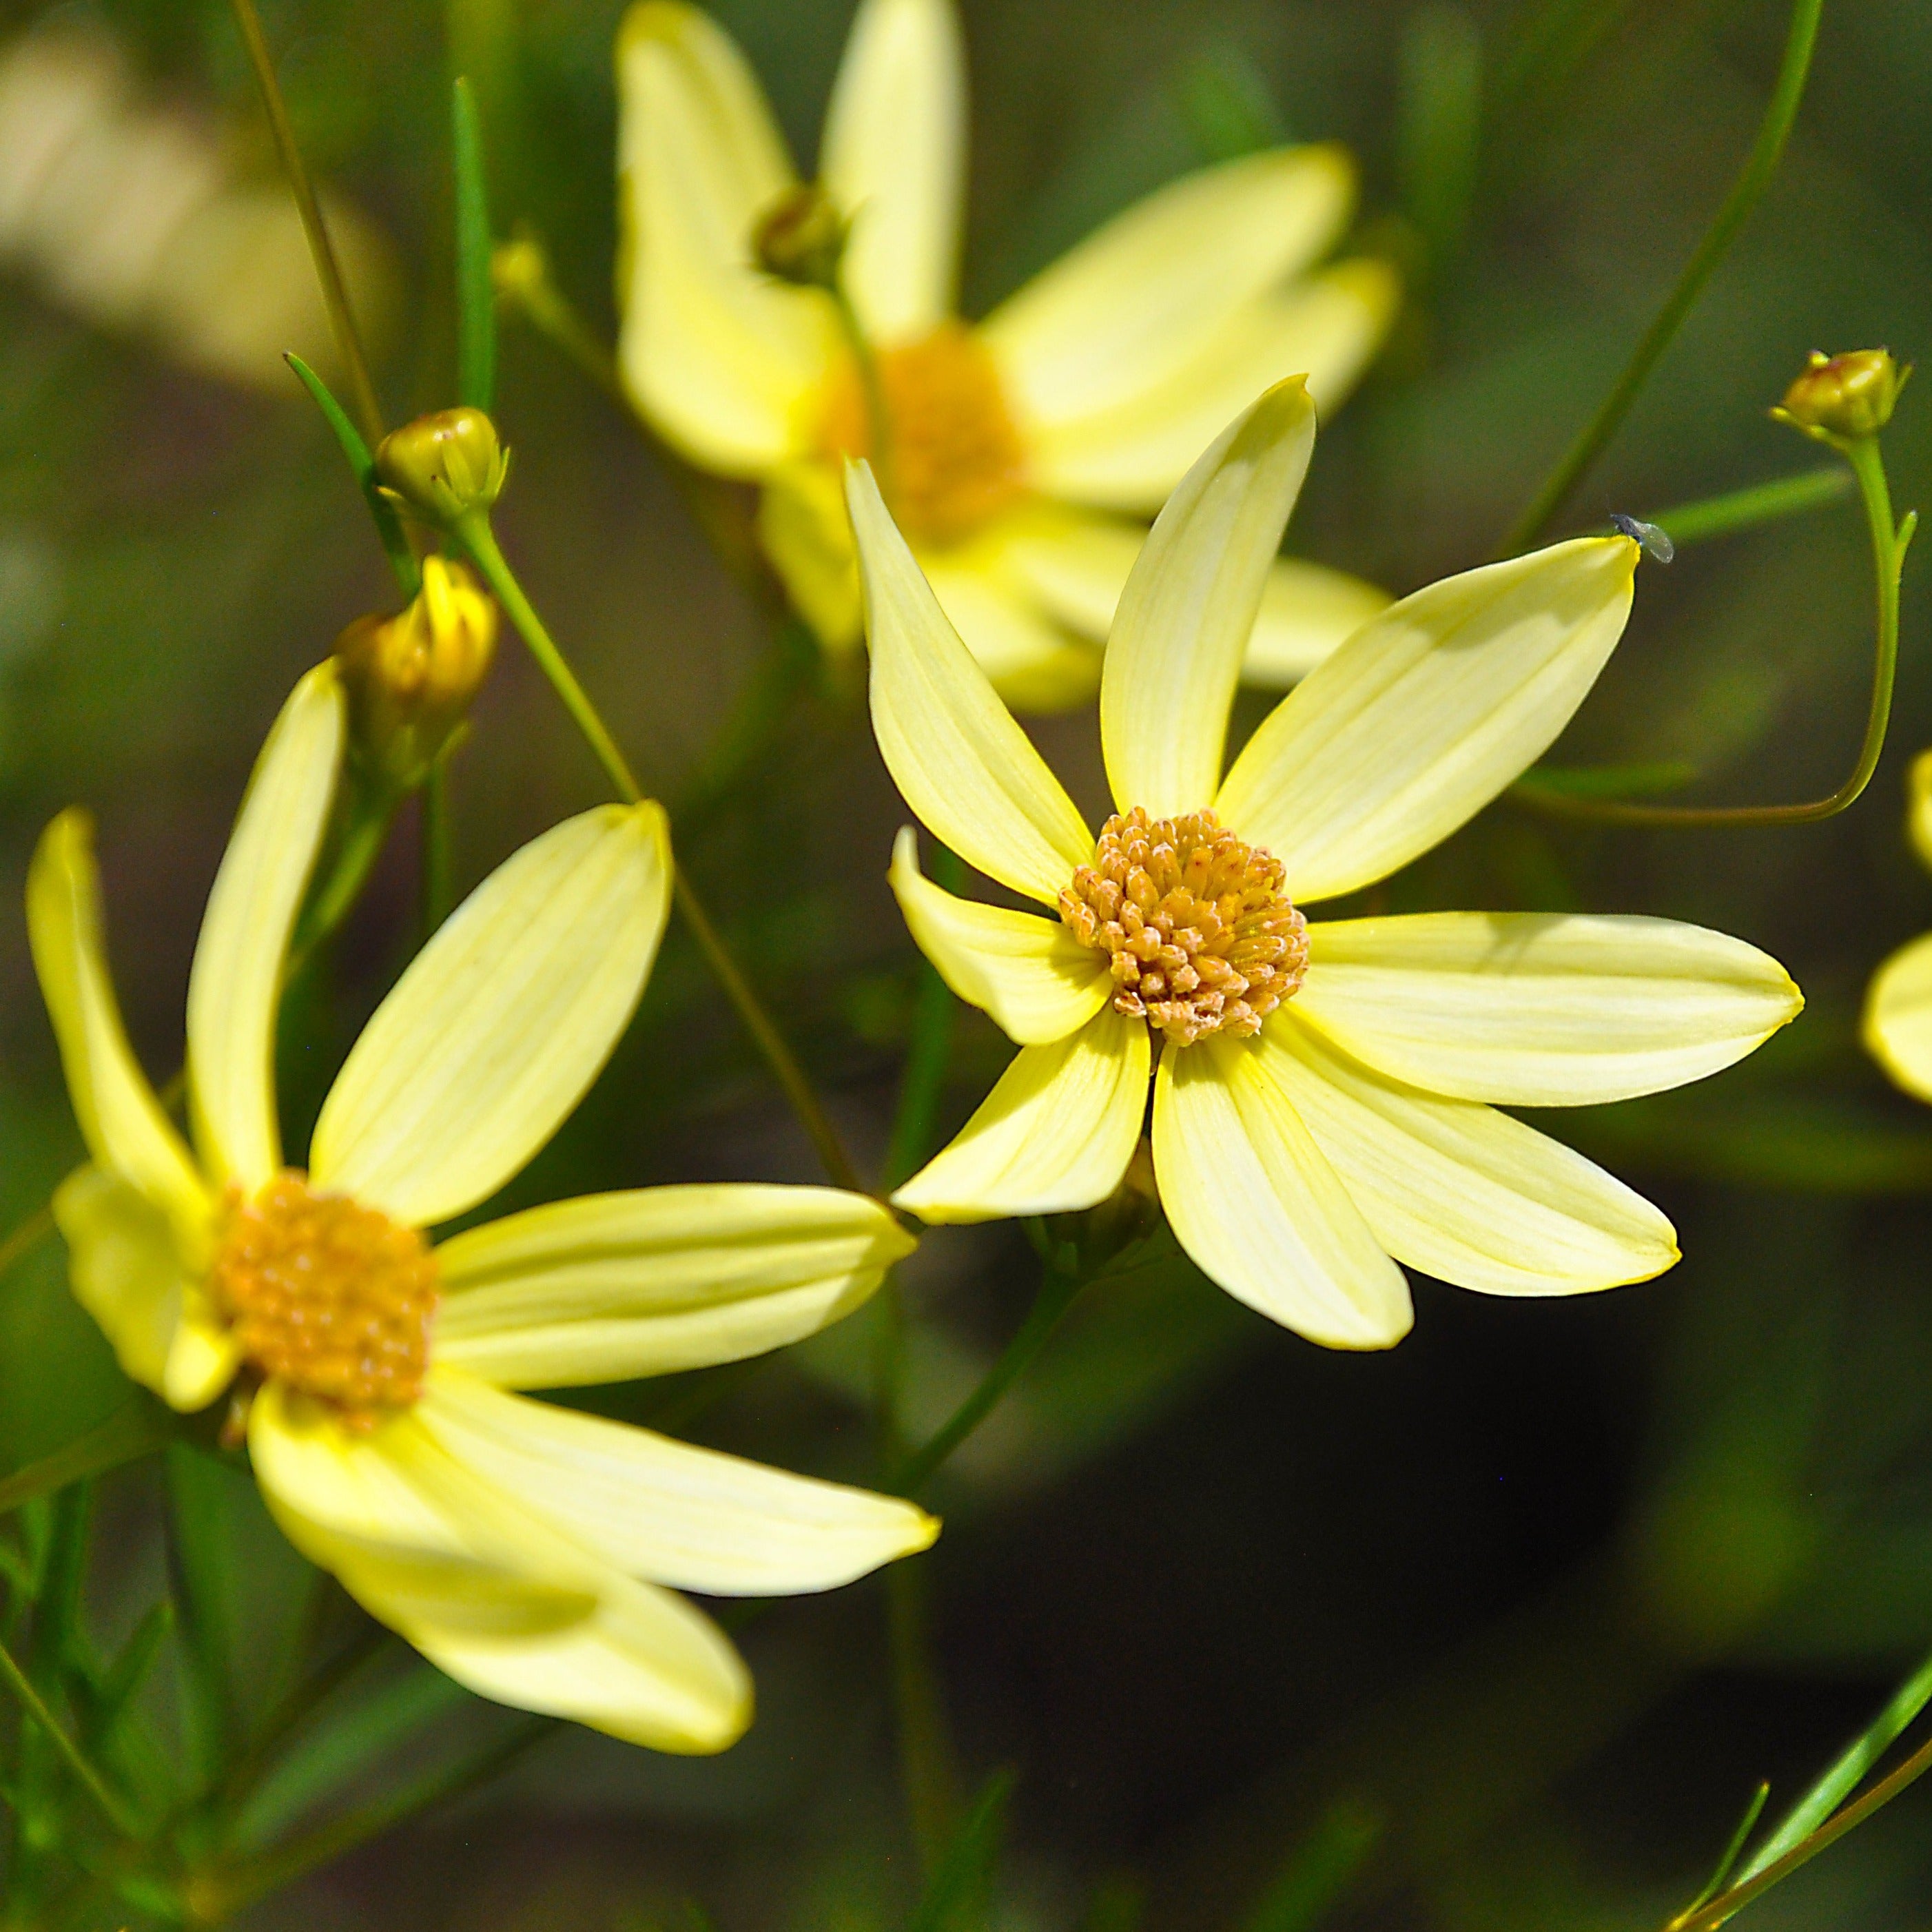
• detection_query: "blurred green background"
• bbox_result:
[3,0,1932,1925]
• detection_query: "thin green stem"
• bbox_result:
[0,1630,141,1837]
[890,1238,1088,1497]
[888,1559,959,1878]
[1515,435,1911,825]
[227,0,384,446]
[494,236,624,402]
[0,1404,169,1519]
[455,513,867,1197]
[1497,0,1825,554]
[1639,466,1851,548]
[289,791,395,970]
[422,762,455,932]
[831,285,893,503]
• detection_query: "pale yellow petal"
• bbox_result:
[1151,1035,1410,1348]
[311,804,672,1229]
[1296,912,1804,1107]
[1909,748,1932,873]
[1101,379,1315,817]
[1243,557,1393,688]
[1216,537,1638,901]
[983,145,1354,435]
[918,546,1104,712]
[420,1372,936,1596]
[186,661,345,1191]
[848,460,1092,902]
[819,0,964,345]
[615,1,836,475]
[251,1381,751,1753]
[434,1183,914,1388]
[1258,1015,1678,1295]
[759,462,862,650]
[27,812,207,1240]
[1023,260,1400,513]
[1863,930,1932,1102]
[892,1004,1149,1222]
[888,825,1108,1045]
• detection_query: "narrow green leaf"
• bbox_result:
[1681,1780,1769,1915]
[285,352,420,597]
[906,1769,1014,1932]
[1240,1798,1382,1932]
[1397,5,1483,272]
[1734,1645,1932,1885]
[90,1600,173,1747]
[166,1446,241,1787]
[1639,466,1851,548]
[453,76,496,414]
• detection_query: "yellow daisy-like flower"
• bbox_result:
[28,664,932,1754]
[852,380,1805,1346]
[615,0,1398,709]
[1862,749,1932,1097]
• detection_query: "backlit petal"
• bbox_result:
[251,1381,751,1753]
[615,1,835,475]
[1215,538,1638,902]
[984,146,1353,435]
[187,661,344,1191]
[1101,380,1315,817]
[1258,1015,1678,1295]
[420,1372,936,1596]
[849,460,1092,902]
[311,804,672,1228]
[889,825,1108,1045]
[1864,930,1932,1102]
[435,1183,914,1388]
[820,0,964,345]
[1025,260,1399,513]
[1295,912,1804,1106]
[52,1164,237,1407]
[1151,1035,1410,1348]
[27,812,207,1240]
[893,1004,1149,1222]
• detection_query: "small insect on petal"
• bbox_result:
[1608,514,1674,564]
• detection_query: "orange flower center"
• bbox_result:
[1060,808,1310,1048]
[819,321,1027,546]
[211,1171,438,1430]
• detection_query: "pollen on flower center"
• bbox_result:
[1060,808,1311,1047]
[819,320,1026,546]
[211,1171,438,1430]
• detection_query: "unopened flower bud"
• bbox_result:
[334,556,497,788]
[374,407,508,527]
[1772,349,1908,444]
[752,185,848,292]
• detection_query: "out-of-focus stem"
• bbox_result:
[1496,0,1825,555]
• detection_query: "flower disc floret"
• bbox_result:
[212,1171,438,1429]
[1059,808,1310,1047]
[819,321,1026,546]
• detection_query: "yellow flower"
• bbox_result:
[852,381,1805,1346]
[1862,748,1932,1098]
[28,664,932,1754]
[615,0,1397,710]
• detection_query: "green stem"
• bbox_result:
[1514,435,1911,825]
[455,513,867,1198]
[1638,466,1851,548]
[289,790,395,971]
[831,285,893,503]
[0,1630,141,1837]
[1496,0,1825,555]
[422,761,455,932]
[227,0,385,447]
[890,1235,1089,1497]
[494,236,624,402]
[887,1559,959,1878]
[0,1404,169,1519]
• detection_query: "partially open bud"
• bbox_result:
[374,407,508,527]
[334,556,497,789]
[752,185,848,292]
[1773,349,1908,444]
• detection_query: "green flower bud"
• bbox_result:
[752,185,848,293]
[1772,349,1909,444]
[375,407,509,527]
[334,556,497,788]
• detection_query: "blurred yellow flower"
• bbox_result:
[615,0,1397,709]
[1862,748,1932,1098]
[28,664,930,1754]
[852,380,1804,1347]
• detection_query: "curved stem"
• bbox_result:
[1497,0,1825,555]
[455,515,867,1197]
[1515,436,1911,826]
[227,0,384,446]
